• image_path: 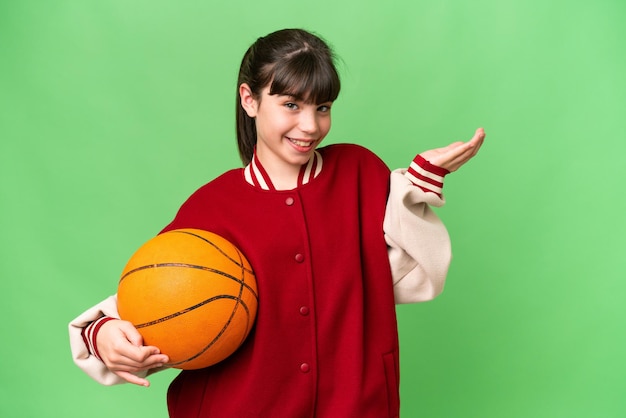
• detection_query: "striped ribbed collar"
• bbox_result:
[243,150,323,191]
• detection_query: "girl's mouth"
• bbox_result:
[287,137,316,149]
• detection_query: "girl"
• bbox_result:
[69,28,484,417]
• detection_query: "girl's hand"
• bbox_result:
[420,128,485,173]
[97,319,169,387]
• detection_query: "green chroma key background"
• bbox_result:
[1,1,625,417]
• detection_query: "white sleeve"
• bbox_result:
[68,294,146,385]
[384,169,452,304]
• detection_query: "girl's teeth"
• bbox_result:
[290,138,311,147]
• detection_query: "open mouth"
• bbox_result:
[287,137,316,149]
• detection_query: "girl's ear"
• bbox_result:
[239,83,258,118]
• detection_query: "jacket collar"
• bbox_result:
[243,149,323,191]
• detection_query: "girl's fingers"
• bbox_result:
[115,370,152,387]
[449,128,485,170]
[472,127,485,142]
[105,344,168,370]
[438,129,484,164]
[432,142,475,170]
[126,351,168,369]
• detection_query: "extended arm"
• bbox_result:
[386,128,484,303]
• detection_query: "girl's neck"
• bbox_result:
[254,151,303,191]
[262,163,300,190]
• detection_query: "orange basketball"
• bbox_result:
[117,229,258,370]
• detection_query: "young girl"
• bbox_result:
[69,28,484,417]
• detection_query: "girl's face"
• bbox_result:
[241,84,333,177]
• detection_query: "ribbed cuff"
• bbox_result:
[405,154,449,196]
[81,316,117,361]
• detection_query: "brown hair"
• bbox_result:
[236,29,341,165]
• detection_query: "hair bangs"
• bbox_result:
[268,51,340,105]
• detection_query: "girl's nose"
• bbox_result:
[298,110,319,135]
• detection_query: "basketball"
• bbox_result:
[117,228,258,370]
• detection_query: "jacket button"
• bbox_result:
[300,363,310,373]
[299,306,310,316]
[295,253,304,263]
[285,197,294,206]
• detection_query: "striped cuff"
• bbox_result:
[405,154,450,196]
[81,316,117,361]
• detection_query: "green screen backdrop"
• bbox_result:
[1,1,625,417]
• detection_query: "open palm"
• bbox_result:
[420,128,485,173]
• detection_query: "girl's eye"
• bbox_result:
[318,105,331,113]
[285,102,299,110]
